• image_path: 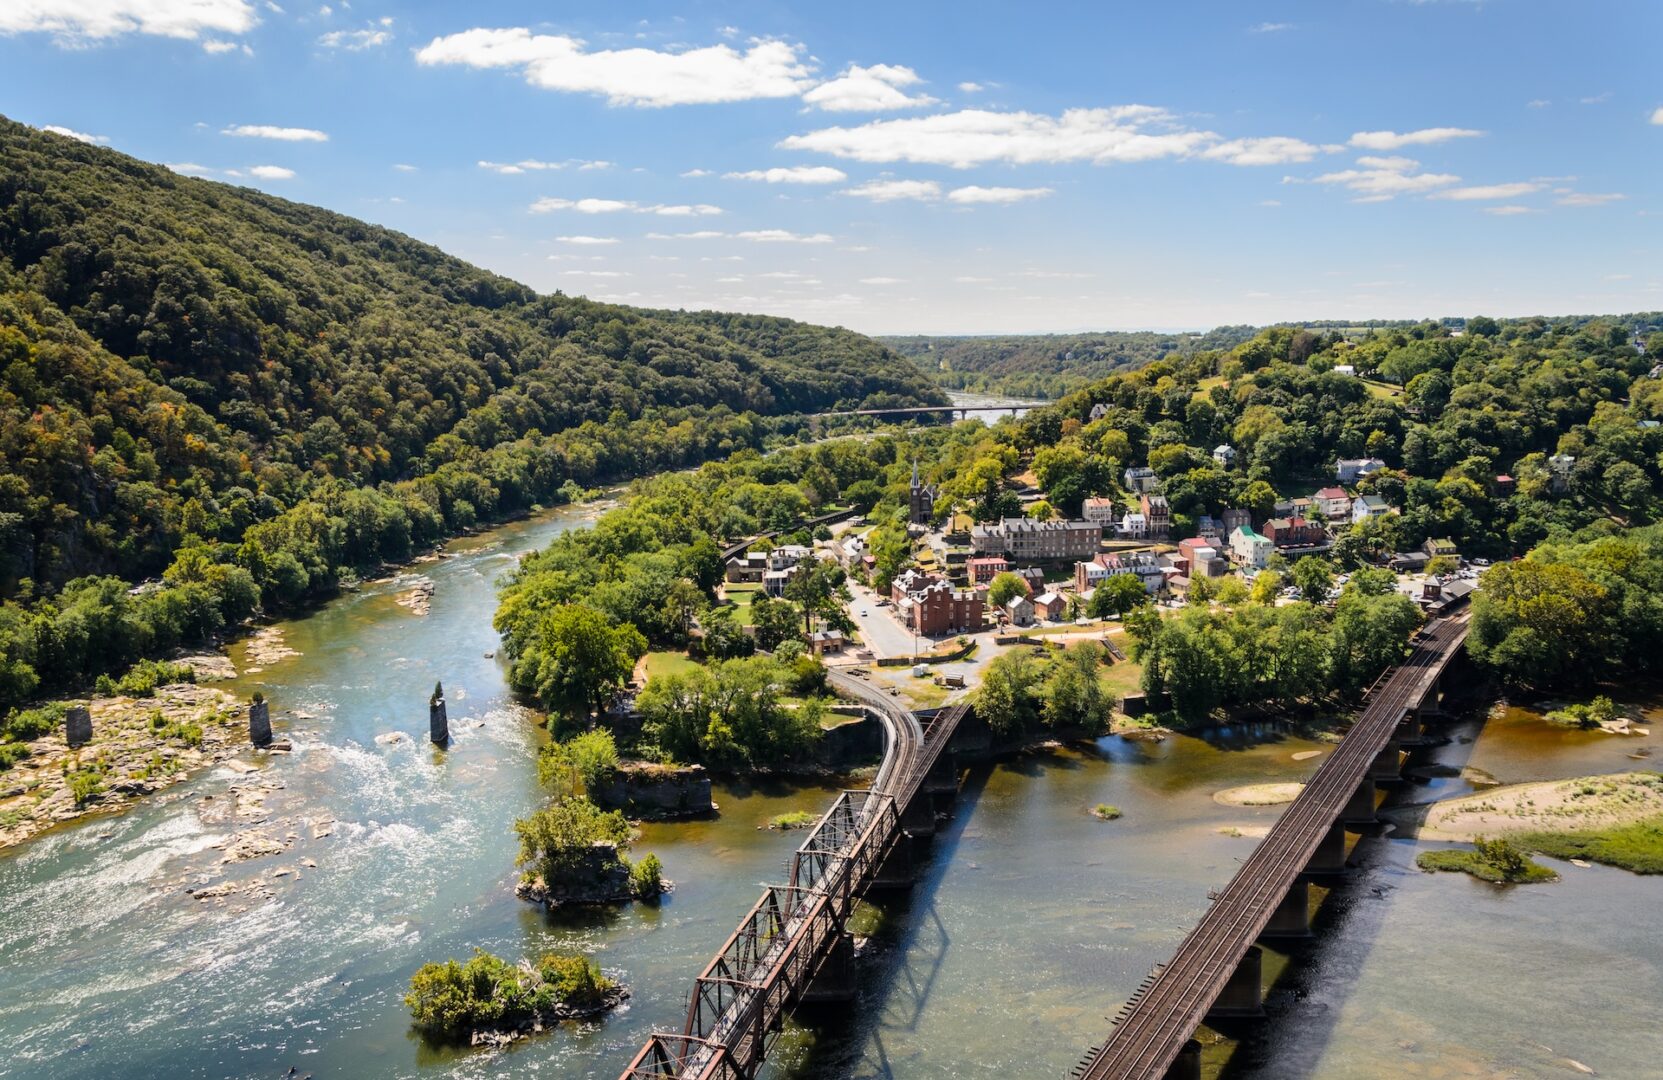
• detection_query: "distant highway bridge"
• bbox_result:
[619,671,979,1079]
[1073,611,1473,1080]
[802,401,1045,422]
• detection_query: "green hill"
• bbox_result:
[0,115,942,707]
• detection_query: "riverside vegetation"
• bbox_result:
[404,948,624,1046]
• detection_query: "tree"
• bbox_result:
[510,604,646,722]
[1290,557,1334,603]
[1330,589,1423,690]
[1089,573,1147,618]
[986,572,1029,609]
[784,558,846,634]
[748,596,803,652]
[1042,642,1112,731]
[1250,569,1284,605]
[976,649,1043,736]
[1468,559,1612,688]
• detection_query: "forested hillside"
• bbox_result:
[885,326,1257,398]
[0,116,942,708]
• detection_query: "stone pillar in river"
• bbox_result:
[429,681,449,746]
[248,696,272,748]
[64,705,92,748]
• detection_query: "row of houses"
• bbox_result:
[890,569,985,635]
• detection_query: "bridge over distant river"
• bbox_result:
[1073,610,1473,1080]
[801,400,1045,423]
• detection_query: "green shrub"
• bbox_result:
[2,703,65,742]
[768,810,819,830]
[630,853,664,899]
[1092,803,1123,821]
[0,743,30,770]
[68,769,104,807]
[404,948,616,1041]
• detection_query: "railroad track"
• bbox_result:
[1074,612,1470,1080]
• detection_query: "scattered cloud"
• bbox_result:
[651,203,724,216]
[319,28,390,50]
[1556,191,1625,206]
[1308,154,1459,199]
[481,159,562,173]
[248,164,295,179]
[0,0,257,43]
[41,124,109,144]
[946,184,1053,204]
[1202,136,1323,165]
[165,162,215,175]
[840,178,942,202]
[563,270,631,278]
[860,277,903,285]
[680,168,712,177]
[958,81,983,93]
[1249,22,1293,33]
[415,29,814,107]
[1579,91,1612,105]
[222,124,328,142]
[735,229,834,243]
[952,275,992,283]
[201,38,249,54]
[531,197,634,213]
[781,106,1307,169]
[1347,127,1483,150]
[1482,205,1539,216]
[724,165,848,183]
[555,235,619,245]
[1528,99,1551,108]
[801,63,937,112]
[1429,181,1544,201]
[645,230,725,239]
[393,163,417,172]
[1652,106,1663,125]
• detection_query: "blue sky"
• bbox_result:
[2,0,1659,334]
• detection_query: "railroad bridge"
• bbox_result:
[1073,610,1473,1080]
[619,669,981,1079]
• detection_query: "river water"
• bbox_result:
[1,502,1660,1079]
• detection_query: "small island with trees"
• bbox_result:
[404,948,627,1047]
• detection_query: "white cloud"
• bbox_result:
[736,229,834,243]
[1483,205,1539,216]
[1201,136,1323,165]
[680,168,712,177]
[249,165,295,179]
[415,29,814,107]
[41,125,109,144]
[801,63,937,112]
[480,159,562,173]
[649,203,724,216]
[555,235,618,245]
[1310,155,1459,199]
[1250,22,1293,32]
[578,160,612,170]
[1528,99,1551,108]
[393,163,417,172]
[958,81,983,93]
[1556,191,1625,206]
[946,184,1053,204]
[1347,127,1483,150]
[0,0,256,42]
[840,178,942,202]
[860,276,903,285]
[530,197,633,213]
[319,28,389,50]
[1652,106,1663,125]
[1430,181,1544,201]
[223,124,328,142]
[952,275,992,283]
[646,230,726,239]
[1579,92,1611,105]
[724,165,847,183]
[563,270,631,278]
[781,106,1228,168]
[1259,199,1282,207]
[201,38,247,53]
[165,162,214,175]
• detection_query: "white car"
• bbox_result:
[859,608,869,616]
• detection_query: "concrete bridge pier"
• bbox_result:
[1162,1039,1203,1080]
[800,930,857,1004]
[1206,945,1264,1021]
[1394,712,1421,741]
[1342,777,1378,825]
[1368,740,1403,782]
[923,753,959,797]
[869,832,917,890]
[1302,824,1349,877]
[1260,880,1312,940]
[901,794,937,837]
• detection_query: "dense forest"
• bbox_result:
[0,116,943,710]
[885,326,1257,398]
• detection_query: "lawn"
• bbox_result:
[1099,656,1145,701]
[725,583,762,621]
[643,651,701,681]
[1358,377,1402,401]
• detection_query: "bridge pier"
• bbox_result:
[869,832,917,890]
[800,930,857,1004]
[1260,880,1312,940]
[1162,1039,1203,1080]
[923,753,959,797]
[1342,777,1378,825]
[1302,823,1349,877]
[1206,944,1264,1020]
[901,794,937,837]
[1368,740,1403,782]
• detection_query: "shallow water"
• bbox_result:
[2,500,1659,1079]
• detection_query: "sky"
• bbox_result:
[1,0,1660,335]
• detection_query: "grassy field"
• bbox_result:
[1417,844,1557,884]
[1357,376,1402,401]
[1100,656,1145,701]
[724,583,761,622]
[643,651,700,681]
[1517,817,1663,874]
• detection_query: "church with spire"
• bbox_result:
[909,460,938,524]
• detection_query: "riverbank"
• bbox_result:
[1420,772,1663,873]
[0,682,248,850]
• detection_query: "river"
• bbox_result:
[1,502,1661,1079]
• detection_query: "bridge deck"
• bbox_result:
[619,672,969,1079]
[1074,612,1470,1080]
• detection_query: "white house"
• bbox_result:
[1117,512,1148,539]
[1212,444,1237,468]
[1082,497,1119,526]
[1229,525,1273,570]
[1335,457,1386,484]
[1333,364,1356,376]
[1005,596,1035,627]
[1123,466,1160,494]
[1351,494,1392,524]
[1313,486,1353,520]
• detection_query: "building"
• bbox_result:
[1033,591,1068,621]
[1351,494,1392,524]
[1082,497,1119,526]
[1336,457,1387,484]
[1422,537,1458,560]
[763,568,794,598]
[725,551,768,583]
[1004,595,1035,627]
[970,518,1102,561]
[1139,493,1172,539]
[1333,364,1356,376]
[1213,444,1237,468]
[767,545,812,571]
[1229,525,1273,570]
[1123,466,1160,494]
[895,577,985,636]
[1549,454,1576,494]
[1263,517,1329,553]
[1116,512,1148,540]
[966,556,1009,585]
[1014,566,1047,595]
[908,460,938,525]
[1493,474,1517,496]
[1089,403,1111,421]
[1389,550,1430,572]
[1221,507,1254,533]
[1195,515,1226,545]
[836,535,867,569]
[1312,487,1353,520]
[1076,551,1165,594]
[809,629,846,655]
